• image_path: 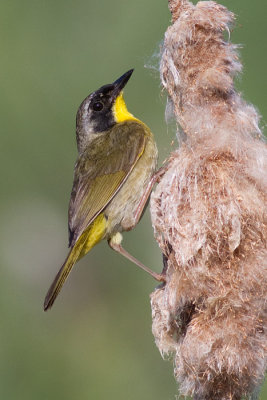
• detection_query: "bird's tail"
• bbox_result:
[44,213,107,311]
[43,235,87,311]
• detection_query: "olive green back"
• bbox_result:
[68,121,147,247]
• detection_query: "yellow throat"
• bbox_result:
[113,93,138,123]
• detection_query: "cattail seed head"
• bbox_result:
[150,1,267,399]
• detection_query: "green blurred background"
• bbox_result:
[0,0,266,399]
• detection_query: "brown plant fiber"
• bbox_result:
[150,1,267,399]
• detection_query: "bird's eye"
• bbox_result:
[92,101,103,112]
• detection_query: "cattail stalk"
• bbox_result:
[150,1,267,399]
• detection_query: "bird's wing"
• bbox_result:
[68,122,147,247]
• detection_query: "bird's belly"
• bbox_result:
[104,137,157,236]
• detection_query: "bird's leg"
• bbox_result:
[108,165,168,283]
[108,233,165,282]
[132,166,167,228]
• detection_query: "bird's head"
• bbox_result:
[76,69,135,153]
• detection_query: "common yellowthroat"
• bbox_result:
[44,69,164,311]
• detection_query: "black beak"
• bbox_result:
[111,69,134,99]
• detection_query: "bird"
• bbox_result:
[44,69,164,311]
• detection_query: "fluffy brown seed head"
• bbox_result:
[150,1,267,399]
